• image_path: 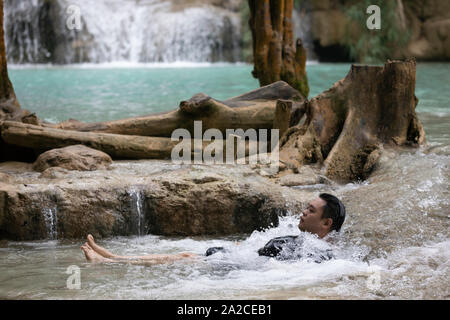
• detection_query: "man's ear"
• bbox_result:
[322,218,333,230]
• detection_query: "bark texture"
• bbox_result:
[248,0,309,97]
[279,58,425,181]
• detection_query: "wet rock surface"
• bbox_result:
[275,166,329,187]
[0,160,309,240]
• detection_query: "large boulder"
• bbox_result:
[32,145,112,172]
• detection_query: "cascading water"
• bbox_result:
[4,0,51,63]
[42,207,58,240]
[5,0,242,64]
[129,187,145,237]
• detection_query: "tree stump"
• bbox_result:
[0,0,40,161]
[279,58,425,181]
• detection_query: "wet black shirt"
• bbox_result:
[258,235,334,262]
[206,235,334,263]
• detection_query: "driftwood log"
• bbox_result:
[44,81,305,137]
[0,81,302,162]
[279,58,425,181]
[1,121,182,159]
[1,120,276,161]
[1,96,294,161]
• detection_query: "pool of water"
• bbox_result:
[1,62,449,300]
[9,62,450,144]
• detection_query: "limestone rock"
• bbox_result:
[0,162,308,240]
[32,145,112,172]
[276,166,325,187]
[39,167,70,179]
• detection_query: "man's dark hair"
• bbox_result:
[319,193,346,232]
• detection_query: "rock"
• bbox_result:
[144,169,282,237]
[0,161,33,173]
[32,145,112,172]
[299,0,450,61]
[310,10,348,48]
[0,161,309,240]
[39,167,70,179]
[187,172,223,184]
[276,166,323,187]
[0,172,11,183]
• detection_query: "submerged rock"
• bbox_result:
[0,161,307,240]
[32,145,112,172]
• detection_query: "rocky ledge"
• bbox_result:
[0,156,325,240]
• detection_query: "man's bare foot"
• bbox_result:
[81,243,114,263]
[86,234,117,259]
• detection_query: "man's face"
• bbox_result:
[298,197,330,238]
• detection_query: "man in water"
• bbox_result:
[81,193,345,264]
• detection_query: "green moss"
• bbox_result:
[294,75,310,99]
[294,0,306,10]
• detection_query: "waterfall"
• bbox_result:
[129,187,145,236]
[4,0,50,63]
[292,5,316,61]
[43,207,58,240]
[5,0,242,64]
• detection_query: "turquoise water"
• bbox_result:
[9,62,450,143]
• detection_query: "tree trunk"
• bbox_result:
[44,81,304,137]
[0,0,40,161]
[0,0,22,121]
[279,58,425,181]
[248,0,309,98]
